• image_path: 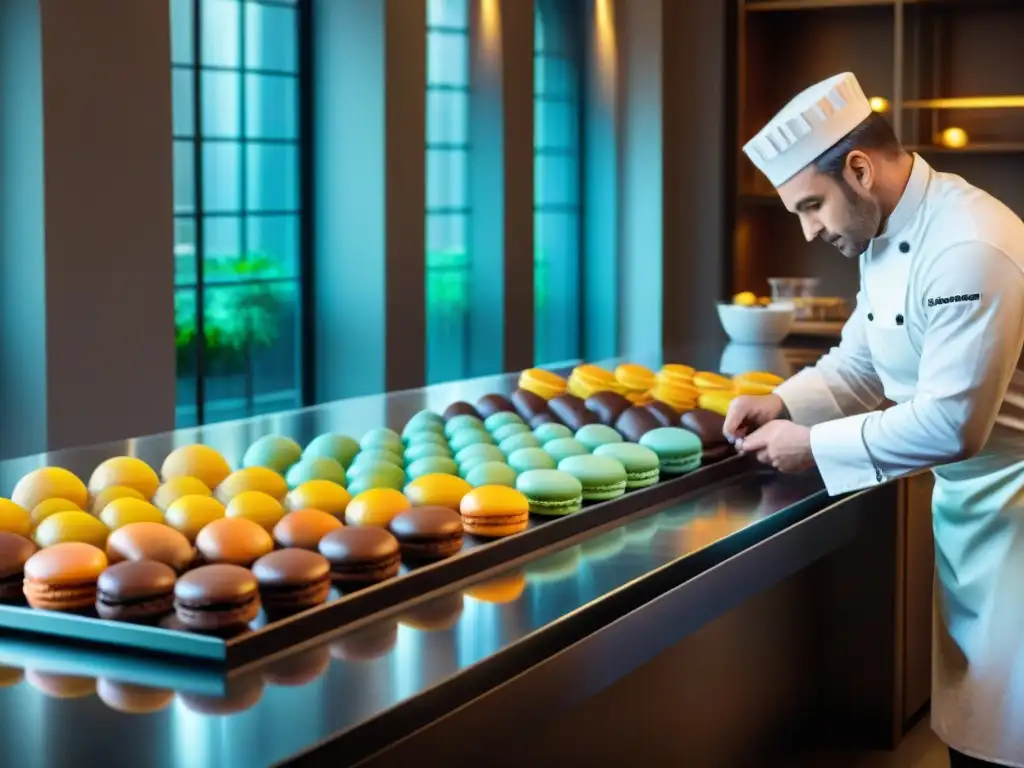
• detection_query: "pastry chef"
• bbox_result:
[725,72,1024,768]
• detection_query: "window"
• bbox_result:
[171,0,305,427]
[425,0,471,385]
[534,0,582,366]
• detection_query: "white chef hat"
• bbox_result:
[743,72,872,187]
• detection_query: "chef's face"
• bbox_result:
[777,157,882,258]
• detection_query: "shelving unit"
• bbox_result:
[731,0,1024,311]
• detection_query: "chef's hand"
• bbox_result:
[735,420,814,474]
[723,394,786,443]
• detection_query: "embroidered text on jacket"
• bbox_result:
[927,293,981,307]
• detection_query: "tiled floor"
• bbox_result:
[779,715,950,768]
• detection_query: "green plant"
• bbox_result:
[175,252,289,375]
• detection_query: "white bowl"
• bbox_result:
[716,302,795,345]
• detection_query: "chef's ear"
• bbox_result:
[845,150,874,191]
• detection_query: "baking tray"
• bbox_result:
[0,453,754,667]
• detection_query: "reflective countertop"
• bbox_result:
[0,468,826,767]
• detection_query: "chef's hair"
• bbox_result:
[813,112,903,179]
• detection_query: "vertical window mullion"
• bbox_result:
[192,0,206,425]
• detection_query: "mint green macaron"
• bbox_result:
[492,422,532,443]
[544,437,589,464]
[465,461,518,488]
[533,423,574,444]
[284,456,347,490]
[448,428,495,454]
[404,442,453,465]
[360,427,403,453]
[347,448,403,474]
[484,411,524,433]
[402,410,445,441]
[455,443,506,467]
[243,435,303,474]
[345,460,406,489]
[639,427,703,475]
[508,447,557,473]
[516,469,583,517]
[404,430,450,449]
[593,442,661,489]
[500,432,542,456]
[574,424,624,453]
[556,454,627,502]
[445,414,485,438]
[406,456,459,480]
[303,433,360,468]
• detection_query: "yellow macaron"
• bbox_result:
[345,488,412,527]
[404,473,473,511]
[518,368,568,400]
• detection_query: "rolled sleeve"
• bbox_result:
[809,413,878,495]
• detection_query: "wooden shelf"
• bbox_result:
[906,142,1024,154]
[904,96,1024,110]
[746,0,893,11]
[791,320,845,338]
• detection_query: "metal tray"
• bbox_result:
[0,453,754,667]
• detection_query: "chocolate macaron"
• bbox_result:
[585,391,631,426]
[96,560,177,623]
[614,406,662,443]
[475,394,516,419]
[252,548,332,614]
[0,533,37,602]
[680,408,734,462]
[106,522,194,573]
[645,401,680,428]
[443,401,479,421]
[174,564,260,634]
[511,388,549,420]
[548,394,598,430]
[318,527,401,586]
[389,506,464,562]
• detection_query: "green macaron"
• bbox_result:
[404,430,450,449]
[516,469,583,517]
[445,414,485,438]
[492,422,532,443]
[544,437,589,464]
[556,454,627,502]
[533,423,574,444]
[303,433,360,468]
[360,427,403,453]
[448,428,495,454]
[484,411,524,433]
[403,442,453,465]
[593,442,661,489]
[508,447,557,473]
[242,435,303,474]
[347,448,403,473]
[574,424,624,453]
[345,460,406,488]
[639,427,703,475]
[455,443,506,467]
[402,410,445,440]
[500,432,542,456]
[285,457,347,490]
[406,456,459,479]
[465,461,518,488]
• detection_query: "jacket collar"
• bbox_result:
[879,153,930,242]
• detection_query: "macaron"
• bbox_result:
[515,470,583,517]
[543,438,588,464]
[345,488,412,527]
[585,391,632,426]
[465,461,518,488]
[273,509,344,550]
[242,435,303,474]
[11,467,89,512]
[529,413,558,428]
[0,499,32,538]
[226,490,286,533]
[499,432,542,456]
[526,544,583,584]
[556,455,627,502]
[459,486,530,538]
[31,498,83,527]
[90,485,145,515]
[507,447,556,473]
[680,409,733,462]
[160,444,232,490]
[348,448,404,470]
[483,411,523,433]
[216,467,289,504]
[88,456,161,500]
[518,368,567,400]
[444,414,485,437]
[406,456,459,480]
[345,461,406,488]
[389,506,464,561]
[23,542,108,612]
[614,406,662,443]
[99,497,165,531]
[358,427,402,452]
[533,423,573,444]
[511,388,550,420]
[447,428,494,454]
[302,433,361,468]
[593,442,661,489]
[402,410,445,440]
[164,495,227,542]
[318,527,401,585]
[252,548,332,613]
[442,402,479,421]
[639,427,704,474]
[491,422,531,443]
[403,442,453,465]
[284,480,352,520]
[455,443,506,468]
[404,430,450,449]
[0,533,37,601]
[96,560,177,623]
[152,476,211,513]
[174,564,260,633]
[285,457,346,490]
[645,401,681,428]
[548,394,598,431]
[574,424,624,453]
[195,517,274,567]
[476,394,516,418]
[404,474,472,511]
[33,510,110,550]
[106,522,195,573]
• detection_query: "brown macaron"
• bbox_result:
[548,394,599,430]
[195,517,273,567]
[96,560,177,623]
[106,522,194,573]
[511,388,549,420]
[585,391,632,426]
[680,408,733,462]
[273,509,343,551]
[645,400,680,428]
[475,393,516,418]
[174,564,260,634]
[318,527,401,586]
[614,406,662,443]
[23,542,108,612]
[388,506,464,562]
[251,548,332,614]
[443,401,479,421]
[0,533,37,602]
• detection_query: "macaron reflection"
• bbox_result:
[26,670,96,699]
[463,569,527,604]
[176,671,264,715]
[329,619,399,662]
[96,679,174,714]
[398,591,465,632]
[261,643,331,687]
[524,545,582,585]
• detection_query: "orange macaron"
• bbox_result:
[459,485,530,538]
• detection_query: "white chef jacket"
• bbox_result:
[775,154,1024,765]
